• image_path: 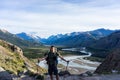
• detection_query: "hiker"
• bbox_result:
[38,46,69,80]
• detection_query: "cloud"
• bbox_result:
[0,0,120,38]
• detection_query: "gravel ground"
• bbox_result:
[81,74,120,80]
[45,74,120,80]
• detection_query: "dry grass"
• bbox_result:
[0,40,46,75]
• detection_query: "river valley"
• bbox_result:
[38,47,100,74]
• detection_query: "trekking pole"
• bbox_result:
[63,61,69,80]
[66,61,69,71]
[35,59,40,79]
[37,59,40,74]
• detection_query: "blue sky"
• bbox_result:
[0,0,120,38]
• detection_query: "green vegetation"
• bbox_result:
[22,46,85,60]
[22,46,49,59]
[58,50,87,56]
[86,47,109,58]
[84,56,104,62]
[86,47,109,53]
[0,40,46,76]
[0,47,26,75]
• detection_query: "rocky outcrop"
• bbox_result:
[59,70,71,76]
[80,74,120,80]
[95,48,120,74]
[0,67,12,80]
[0,39,45,78]
[0,40,23,54]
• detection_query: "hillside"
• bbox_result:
[89,31,120,58]
[0,29,42,47]
[41,28,115,47]
[95,48,120,74]
[91,31,120,50]
[0,39,45,79]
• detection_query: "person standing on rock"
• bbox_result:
[39,46,69,80]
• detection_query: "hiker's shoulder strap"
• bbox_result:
[44,52,50,57]
[56,52,61,57]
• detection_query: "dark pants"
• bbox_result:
[48,64,58,75]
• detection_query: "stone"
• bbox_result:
[95,48,120,74]
[0,67,12,80]
[59,70,71,76]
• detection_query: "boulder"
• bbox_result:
[0,67,12,80]
[95,48,120,74]
[59,70,71,76]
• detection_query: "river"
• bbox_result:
[38,47,100,74]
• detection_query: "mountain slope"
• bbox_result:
[0,39,45,76]
[91,31,120,50]
[0,29,42,47]
[41,28,115,47]
[95,48,120,74]
[16,32,41,43]
[88,30,120,58]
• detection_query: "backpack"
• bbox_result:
[45,52,59,65]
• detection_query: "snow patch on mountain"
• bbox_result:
[0,29,9,33]
[27,32,41,39]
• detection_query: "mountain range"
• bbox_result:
[40,28,116,47]
[1,28,118,50]
[0,29,42,47]
[16,32,41,43]
[16,28,116,47]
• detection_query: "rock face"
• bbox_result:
[0,67,12,80]
[0,40,23,54]
[80,74,120,80]
[95,48,120,74]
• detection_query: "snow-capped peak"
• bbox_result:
[0,29,9,33]
[27,32,41,39]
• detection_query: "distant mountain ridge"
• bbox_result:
[15,28,117,47]
[91,31,120,50]
[41,28,116,47]
[16,32,41,43]
[0,29,42,47]
[88,30,120,58]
